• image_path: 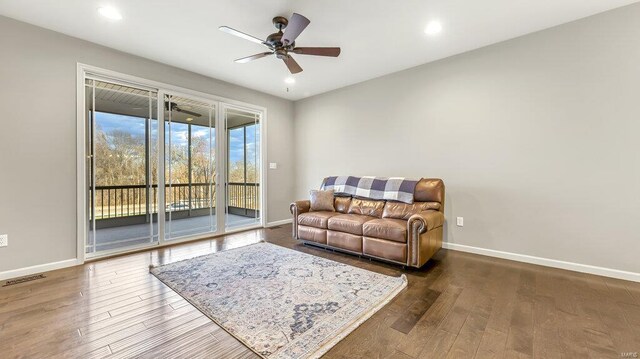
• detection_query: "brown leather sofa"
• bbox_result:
[290,178,445,268]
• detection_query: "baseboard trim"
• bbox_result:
[442,242,640,283]
[266,219,292,228]
[0,258,81,281]
[0,221,294,281]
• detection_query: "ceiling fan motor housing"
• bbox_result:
[275,49,288,59]
[267,16,295,49]
[272,16,288,31]
[266,32,283,48]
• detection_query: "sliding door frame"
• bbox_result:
[221,103,264,230]
[76,63,268,263]
[160,89,222,243]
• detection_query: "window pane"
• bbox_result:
[245,124,259,183]
[95,112,147,186]
[228,127,245,183]
[165,122,189,185]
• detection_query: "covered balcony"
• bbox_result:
[89,182,260,253]
[85,80,261,254]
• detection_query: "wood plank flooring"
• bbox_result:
[1,225,639,358]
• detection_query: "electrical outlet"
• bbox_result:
[269,162,278,169]
[0,234,7,247]
[456,217,464,227]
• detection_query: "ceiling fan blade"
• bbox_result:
[176,108,203,117]
[235,52,273,63]
[282,13,310,45]
[219,26,265,46]
[282,56,303,74]
[292,47,341,57]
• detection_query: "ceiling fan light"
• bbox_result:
[424,21,442,35]
[98,6,123,21]
[284,77,296,84]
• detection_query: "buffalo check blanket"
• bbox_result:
[321,176,420,204]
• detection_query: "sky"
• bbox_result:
[95,111,259,164]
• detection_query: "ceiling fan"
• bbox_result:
[164,101,202,118]
[219,13,341,74]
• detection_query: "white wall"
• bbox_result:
[293,4,640,274]
[0,16,295,273]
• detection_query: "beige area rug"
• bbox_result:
[150,242,407,359]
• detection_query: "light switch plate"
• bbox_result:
[456,217,464,227]
[269,162,278,169]
[0,234,7,247]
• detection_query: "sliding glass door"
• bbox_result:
[85,78,158,255]
[164,94,217,240]
[83,70,264,258]
[224,106,261,231]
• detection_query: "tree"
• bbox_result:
[94,126,146,186]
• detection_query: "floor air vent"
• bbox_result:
[268,226,283,229]
[2,274,46,287]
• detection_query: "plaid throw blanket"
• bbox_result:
[322,176,420,204]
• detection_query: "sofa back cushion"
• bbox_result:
[334,196,352,213]
[382,201,441,220]
[347,198,385,218]
[414,178,445,204]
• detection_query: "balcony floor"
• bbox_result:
[87,214,260,253]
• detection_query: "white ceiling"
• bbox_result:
[1,0,637,100]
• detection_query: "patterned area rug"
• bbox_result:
[150,242,407,359]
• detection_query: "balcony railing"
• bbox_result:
[227,182,260,215]
[91,182,259,220]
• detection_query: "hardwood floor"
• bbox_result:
[1,225,639,358]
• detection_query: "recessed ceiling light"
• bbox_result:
[284,77,295,85]
[98,6,123,21]
[424,21,442,35]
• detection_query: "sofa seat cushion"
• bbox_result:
[298,211,339,229]
[362,218,407,243]
[327,214,374,235]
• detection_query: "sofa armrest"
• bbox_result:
[407,210,445,267]
[290,200,310,239]
[290,200,311,216]
[408,210,444,234]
